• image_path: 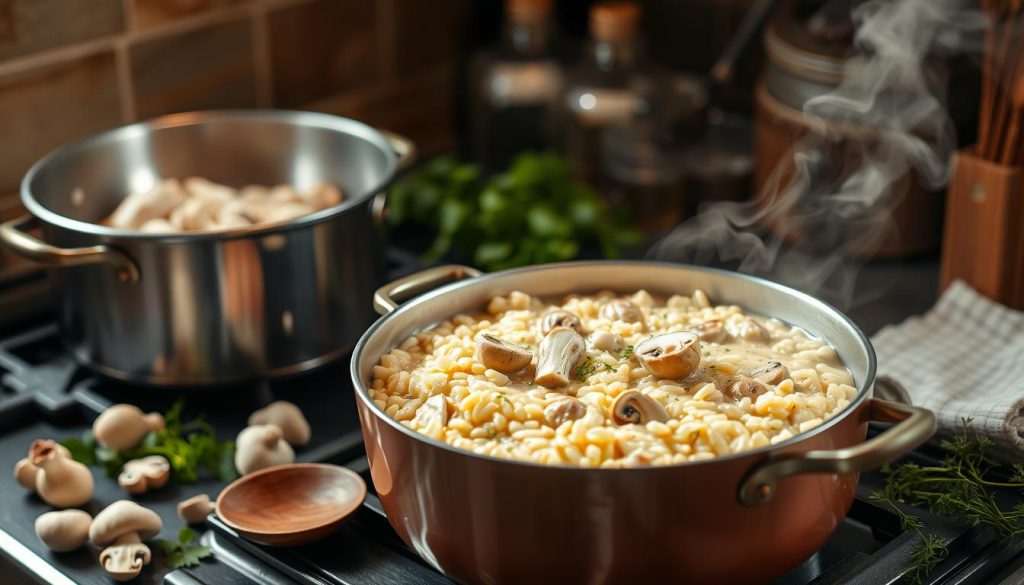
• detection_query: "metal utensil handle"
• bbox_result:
[0,215,140,283]
[738,398,936,507]
[374,264,483,315]
[379,129,416,171]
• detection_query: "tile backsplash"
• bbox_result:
[0,0,466,216]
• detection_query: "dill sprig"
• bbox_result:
[872,419,1024,583]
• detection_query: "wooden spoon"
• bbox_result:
[215,463,367,546]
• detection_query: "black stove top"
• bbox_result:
[1,256,1023,585]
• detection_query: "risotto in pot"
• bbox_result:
[369,289,858,467]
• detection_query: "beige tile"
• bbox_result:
[391,0,467,76]
[0,51,121,195]
[131,0,251,30]
[130,18,258,119]
[267,0,377,108]
[0,0,124,60]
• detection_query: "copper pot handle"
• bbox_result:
[738,398,936,507]
[374,264,483,315]
[0,215,140,283]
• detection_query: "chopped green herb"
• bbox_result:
[575,359,599,380]
[61,399,237,483]
[156,527,213,569]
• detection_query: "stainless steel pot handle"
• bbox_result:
[738,398,936,507]
[374,264,483,315]
[0,215,140,283]
[379,129,416,171]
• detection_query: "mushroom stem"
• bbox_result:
[100,532,151,582]
[534,327,586,389]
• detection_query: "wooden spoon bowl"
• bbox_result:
[215,463,367,546]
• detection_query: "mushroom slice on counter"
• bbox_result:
[89,500,163,582]
[544,397,587,427]
[600,299,646,328]
[475,333,533,373]
[538,310,583,337]
[693,319,729,344]
[534,327,586,388]
[751,361,790,386]
[118,456,171,495]
[635,332,701,379]
[611,390,669,425]
[727,378,769,400]
[588,331,625,352]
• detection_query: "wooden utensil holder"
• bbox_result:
[940,148,1024,309]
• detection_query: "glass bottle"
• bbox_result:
[470,0,564,173]
[561,2,653,184]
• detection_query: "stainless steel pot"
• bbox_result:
[351,261,936,585]
[2,110,414,386]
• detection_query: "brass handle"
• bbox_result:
[738,398,936,507]
[0,215,140,284]
[379,129,416,171]
[373,264,483,316]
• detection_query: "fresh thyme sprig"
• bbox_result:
[872,419,1024,583]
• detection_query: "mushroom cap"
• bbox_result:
[751,361,790,386]
[693,319,729,344]
[35,509,92,552]
[89,501,163,547]
[234,424,296,475]
[538,310,583,336]
[611,390,670,425]
[475,333,533,373]
[93,404,165,451]
[177,494,215,524]
[635,331,701,379]
[544,398,587,427]
[728,378,769,400]
[599,299,646,326]
[588,331,625,352]
[247,401,311,446]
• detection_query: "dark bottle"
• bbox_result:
[561,2,654,184]
[470,0,564,173]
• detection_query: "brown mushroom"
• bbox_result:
[118,456,170,495]
[735,318,770,342]
[727,378,770,400]
[544,398,587,427]
[534,327,586,388]
[693,320,729,344]
[475,333,533,373]
[89,501,162,582]
[600,299,646,327]
[635,332,701,379]
[611,390,669,425]
[751,361,790,386]
[538,310,583,336]
[588,331,626,352]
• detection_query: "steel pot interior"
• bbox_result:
[21,109,400,240]
[352,260,877,469]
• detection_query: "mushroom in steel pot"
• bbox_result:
[693,319,729,343]
[534,327,586,388]
[588,331,626,352]
[727,378,770,400]
[611,390,669,425]
[600,299,646,328]
[751,361,790,385]
[475,333,533,373]
[635,332,701,379]
[544,397,587,427]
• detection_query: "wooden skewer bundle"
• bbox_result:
[978,0,1024,165]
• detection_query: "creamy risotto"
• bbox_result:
[370,289,858,467]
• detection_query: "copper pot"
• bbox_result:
[350,262,935,585]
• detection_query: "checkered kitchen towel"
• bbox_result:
[871,280,1024,460]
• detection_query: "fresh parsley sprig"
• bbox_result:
[61,399,237,483]
[156,527,213,569]
[873,419,1024,583]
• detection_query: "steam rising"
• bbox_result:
[650,0,986,309]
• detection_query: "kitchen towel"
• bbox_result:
[871,280,1024,460]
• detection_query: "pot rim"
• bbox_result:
[20,109,399,242]
[350,260,877,473]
